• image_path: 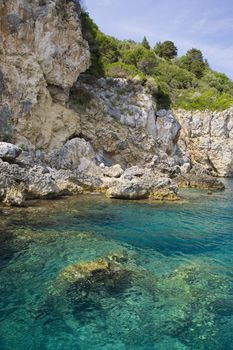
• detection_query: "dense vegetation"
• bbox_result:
[80,11,233,111]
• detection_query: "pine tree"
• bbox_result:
[142,36,150,50]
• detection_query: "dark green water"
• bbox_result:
[0,180,233,350]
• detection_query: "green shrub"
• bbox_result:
[154,80,171,109]
[201,70,233,94]
[136,50,159,75]
[174,89,233,111]
[105,62,146,81]
[121,45,158,74]
[121,45,146,66]
[154,62,197,89]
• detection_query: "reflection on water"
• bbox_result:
[0,180,233,350]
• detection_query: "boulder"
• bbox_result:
[48,137,96,170]
[103,164,124,178]
[106,167,179,200]
[27,166,60,199]
[0,142,22,161]
[175,173,225,190]
[106,179,149,199]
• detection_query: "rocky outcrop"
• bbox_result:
[0,0,90,147]
[106,166,179,200]
[0,159,59,205]
[0,149,179,205]
[175,165,225,190]
[175,108,233,177]
[69,77,185,170]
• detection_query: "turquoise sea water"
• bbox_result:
[0,180,233,350]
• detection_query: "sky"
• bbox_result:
[83,0,233,80]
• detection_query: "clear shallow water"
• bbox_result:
[0,180,233,349]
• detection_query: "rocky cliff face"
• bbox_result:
[0,0,90,147]
[0,0,228,206]
[175,108,233,177]
[68,77,184,170]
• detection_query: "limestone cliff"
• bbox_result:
[68,77,184,170]
[175,108,233,177]
[0,0,90,146]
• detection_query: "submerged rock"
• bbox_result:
[153,261,232,348]
[50,252,133,298]
[208,298,233,317]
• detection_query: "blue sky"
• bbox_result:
[84,0,233,80]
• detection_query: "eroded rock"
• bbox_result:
[0,0,90,145]
[175,165,225,190]
[175,108,233,177]
[106,167,179,200]
[3,184,26,206]
[0,142,22,161]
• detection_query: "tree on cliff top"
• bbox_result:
[179,48,208,78]
[142,36,150,50]
[154,41,178,60]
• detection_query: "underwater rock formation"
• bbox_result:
[49,252,133,299]
[44,243,233,350]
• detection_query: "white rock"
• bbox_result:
[106,167,178,200]
[103,164,124,178]
[175,107,233,176]
[0,142,22,161]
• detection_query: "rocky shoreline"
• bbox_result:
[0,140,224,206]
